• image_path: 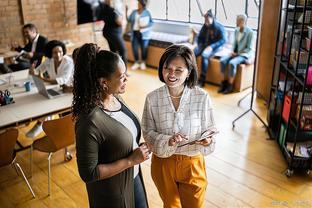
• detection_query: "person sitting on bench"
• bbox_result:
[218,14,254,94]
[194,9,226,87]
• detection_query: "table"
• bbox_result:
[0,70,72,130]
[0,50,19,65]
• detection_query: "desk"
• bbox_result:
[0,50,19,65]
[0,70,72,129]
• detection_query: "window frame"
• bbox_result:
[149,0,260,29]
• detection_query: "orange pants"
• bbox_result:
[151,154,207,208]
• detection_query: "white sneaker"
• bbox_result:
[140,62,146,70]
[131,62,140,70]
[26,123,43,138]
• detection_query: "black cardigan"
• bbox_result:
[16,35,48,66]
[76,102,149,208]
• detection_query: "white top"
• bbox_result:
[142,85,216,158]
[103,109,139,178]
[36,55,74,86]
[133,13,140,31]
[237,31,244,43]
[31,33,39,52]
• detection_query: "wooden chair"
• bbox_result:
[0,129,36,198]
[32,114,75,196]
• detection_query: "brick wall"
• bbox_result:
[0,0,108,53]
[0,0,24,50]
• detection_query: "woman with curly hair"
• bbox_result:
[29,39,73,85]
[26,40,74,138]
[73,43,149,208]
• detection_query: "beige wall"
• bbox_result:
[256,0,281,102]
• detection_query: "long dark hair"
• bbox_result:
[72,43,121,119]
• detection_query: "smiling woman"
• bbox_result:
[73,43,150,208]
[142,44,217,208]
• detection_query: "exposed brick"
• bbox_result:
[0,0,109,50]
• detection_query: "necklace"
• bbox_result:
[100,97,121,112]
[169,95,182,99]
[169,87,184,99]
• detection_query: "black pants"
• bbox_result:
[103,31,127,64]
[9,60,31,72]
[134,175,148,208]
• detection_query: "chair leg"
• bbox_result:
[14,162,36,198]
[12,158,20,176]
[48,152,52,196]
[30,145,33,178]
[64,147,72,162]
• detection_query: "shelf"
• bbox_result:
[290,118,312,132]
[271,85,278,92]
[284,4,312,11]
[287,20,312,26]
[276,58,306,86]
[281,145,311,169]
[270,0,312,173]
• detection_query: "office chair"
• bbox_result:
[0,128,36,198]
[32,114,75,196]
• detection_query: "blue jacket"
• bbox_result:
[128,9,153,40]
[233,26,254,58]
[196,20,226,53]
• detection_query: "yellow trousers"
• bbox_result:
[151,154,207,208]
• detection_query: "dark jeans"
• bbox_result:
[103,30,127,64]
[132,31,149,62]
[194,46,216,82]
[9,60,31,72]
[134,175,148,208]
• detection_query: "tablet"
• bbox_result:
[177,130,219,148]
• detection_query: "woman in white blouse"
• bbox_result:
[142,44,217,208]
[29,40,73,86]
[26,40,74,138]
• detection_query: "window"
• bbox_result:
[148,0,260,29]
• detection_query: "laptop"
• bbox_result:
[32,75,64,99]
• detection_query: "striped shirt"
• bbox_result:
[142,85,216,158]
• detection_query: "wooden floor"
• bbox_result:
[0,67,311,208]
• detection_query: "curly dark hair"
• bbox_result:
[44,40,67,59]
[158,44,198,88]
[72,43,121,119]
[72,47,80,64]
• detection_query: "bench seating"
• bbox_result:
[124,20,254,91]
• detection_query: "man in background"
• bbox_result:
[218,14,254,94]
[194,9,226,87]
[10,23,48,71]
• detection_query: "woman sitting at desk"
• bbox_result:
[27,40,74,138]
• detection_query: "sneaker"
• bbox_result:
[26,123,43,138]
[140,62,146,70]
[131,62,140,70]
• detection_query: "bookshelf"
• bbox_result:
[268,0,312,177]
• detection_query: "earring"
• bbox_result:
[103,85,109,92]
